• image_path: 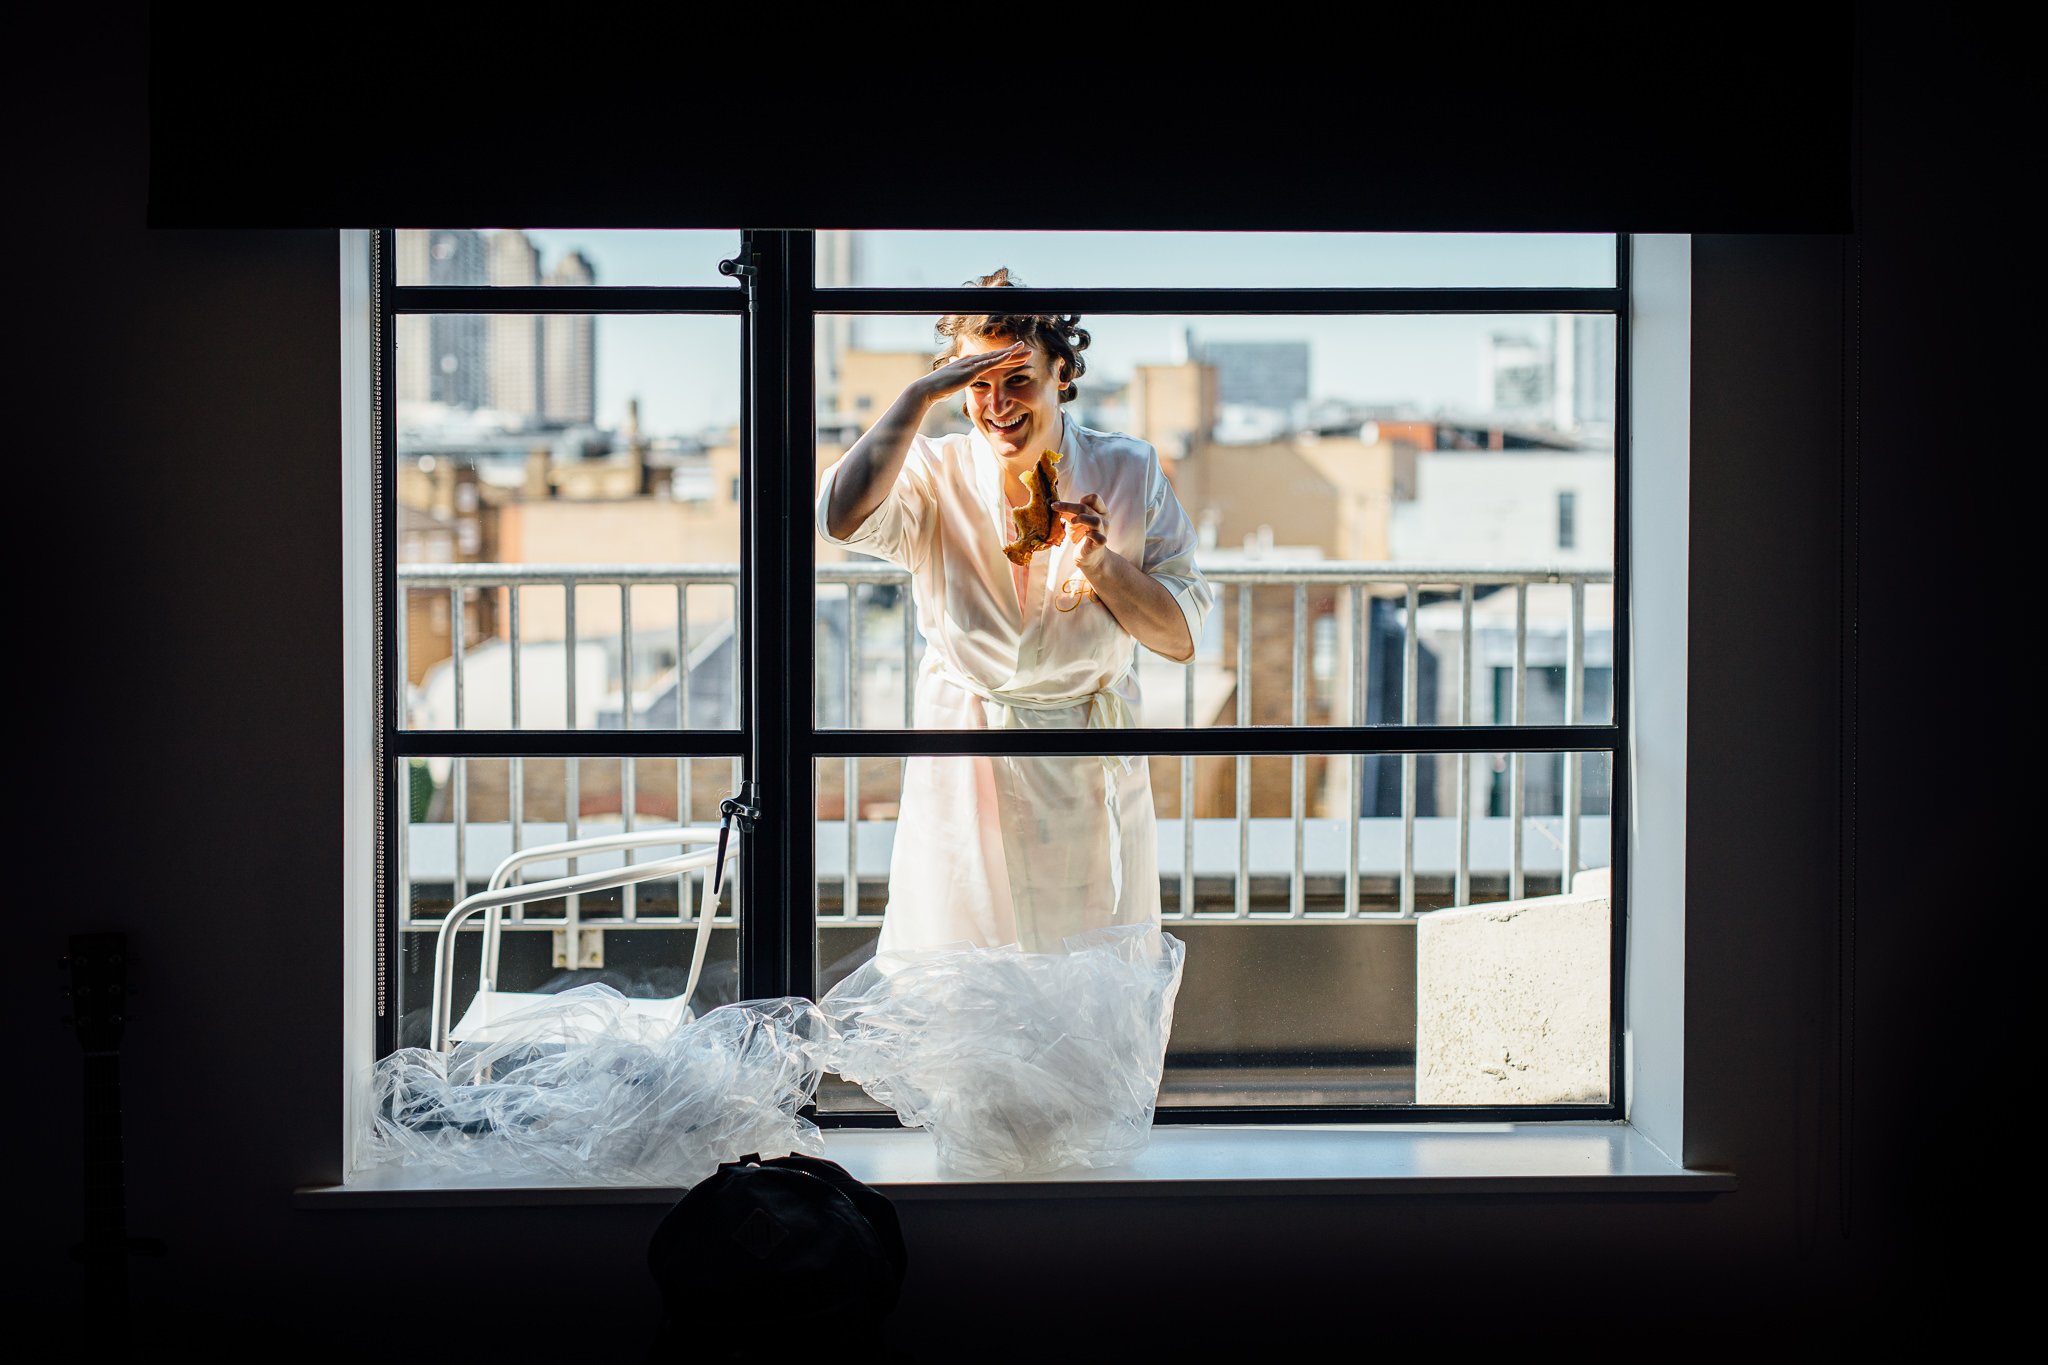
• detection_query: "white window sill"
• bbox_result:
[298,1122,1732,1208]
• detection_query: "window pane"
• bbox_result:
[814,313,1614,729]
[395,755,744,1053]
[813,749,1611,1113]
[395,228,740,287]
[820,230,1614,289]
[397,313,740,731]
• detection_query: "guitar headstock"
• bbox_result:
[64,932,130,1053]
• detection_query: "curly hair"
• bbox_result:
[932,267,1091,404]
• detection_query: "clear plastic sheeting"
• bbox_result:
[364,985,825,1185]
[820,925,1187,1177]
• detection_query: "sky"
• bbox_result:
[513,230,1616,437]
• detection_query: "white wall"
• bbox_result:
[1390,450,1617,567]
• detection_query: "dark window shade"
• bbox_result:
[149,18,1850,231]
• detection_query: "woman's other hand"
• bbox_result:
[1053,492,1195,661]
[1054,494,1110,569]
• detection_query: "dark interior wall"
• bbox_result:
[21,10,2005,1349]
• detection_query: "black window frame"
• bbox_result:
[374,228,1632,1126]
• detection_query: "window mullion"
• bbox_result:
[390,731,744,758]
[374,228,399,1061]
[813,725,1624,759]
[812,285,1623,316]
[392,285,747,315]
[738,230,818,1002]
[1610,232,1635,1117]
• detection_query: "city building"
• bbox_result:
[1479,314,1617,445]
[396,459,501,686]
[395,228,596,426]
[1201,339,1311,443]
[816,228,861,402]
[426,229,490,409]
[1483,328,1549,421]
[1552,311,1616,439]
[543,250,596,423]
[487,229,543,419]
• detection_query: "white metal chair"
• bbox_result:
[428,826,737,1053]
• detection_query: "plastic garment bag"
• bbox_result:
[364,985,825,1186]
[821,924,1186,1177]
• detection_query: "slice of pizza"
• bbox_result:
[1002,450,1067,566]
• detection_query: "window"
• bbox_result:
[369,230,1631,1125]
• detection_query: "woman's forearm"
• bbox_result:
[1083,551,1195,662]
[825,386,933,539]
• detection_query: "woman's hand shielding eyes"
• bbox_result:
[913,341,1031,406]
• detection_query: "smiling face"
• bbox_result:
[959,332,1067,463]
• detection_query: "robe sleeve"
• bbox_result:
[1139,447,1214,656]
[815,436,939,572]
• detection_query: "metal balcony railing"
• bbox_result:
[397,561,1614,941]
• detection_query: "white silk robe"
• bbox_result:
[817,414,1214,954]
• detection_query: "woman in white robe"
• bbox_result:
[817,279,1213,955]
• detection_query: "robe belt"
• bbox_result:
[927,656,1135,917]
[927,657,1138,772]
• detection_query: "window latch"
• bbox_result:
[712,781,761,896]
[719,229,760,298]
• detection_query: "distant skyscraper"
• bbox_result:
[1550,313,1615,435]
[1202,340,1311,414]
[543,251,596,424]
[1201,339,1311,441]
[423,230,490,409]
[1484,331,1549,419]
[488,230,543,420]
[1480,319,1615,436]
[393,229,495,411]
[395,230,432,406]
[816,230,862,411]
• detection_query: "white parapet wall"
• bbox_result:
[1415,868,1611,1105]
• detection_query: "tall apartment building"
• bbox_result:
[816,229,861,408]
[395,229,595,426]
[543,251,596,424]
[487,230,543,419]
[411,230,490,410]
[1550,312,1616,438]
[1202,339,1311,441]
[394,231,433,406]
[1480,318,1616,439]
[1483,330,1549,419]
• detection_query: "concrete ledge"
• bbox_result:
[1417,868,1612,1105]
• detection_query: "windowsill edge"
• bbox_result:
[297,1121,1732,1208]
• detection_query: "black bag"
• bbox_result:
[647,1152,908,1361]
